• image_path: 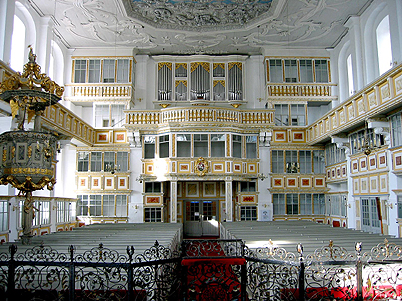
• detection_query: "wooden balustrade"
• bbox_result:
[307,63,402,144]
[126,107,274,128]
[267,83,334,98]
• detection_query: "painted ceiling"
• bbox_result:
[30,0,373,55]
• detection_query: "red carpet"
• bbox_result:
[182,241,245,301]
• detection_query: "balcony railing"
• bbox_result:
[65,83,132,101]
[267,83,336,100]
[307,63,402,144]
[125,106,274,129]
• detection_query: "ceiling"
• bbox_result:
[30,0,373,55]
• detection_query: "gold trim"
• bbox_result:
[175,63,187,70]
[213,63,225,70]
[158,62,172,70]
[175,80,187,87]
[213,80,225,87]
[228,62,242,70]
[190,62,210,73]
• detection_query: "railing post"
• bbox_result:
[297,244,305,301]
[69,245,75,301]
[241,241,247,301]
[355,242,363,301]
[127,246,135,301]
[7,244,16,300]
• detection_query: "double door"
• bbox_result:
[184,200,219,237]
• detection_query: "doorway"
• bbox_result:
[184,200,219,237]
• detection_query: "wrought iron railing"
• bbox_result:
[1,238,402,300]
[0,241,181,300]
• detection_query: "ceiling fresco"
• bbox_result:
[29,0,373,55]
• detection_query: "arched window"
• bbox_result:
[10,15,25,72]
[376,15,392,75]
[347,54,354,96]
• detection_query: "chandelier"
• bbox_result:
[0,47,64,244]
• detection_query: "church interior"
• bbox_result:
[1,0,402,299]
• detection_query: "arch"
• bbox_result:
[362,1,388,82]
[11,1,37,69]
[376,15,392,75]
[337,40,353,103]
[49,40,64,85]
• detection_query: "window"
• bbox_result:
[177,134,191,157]
[0,201,8,232]
[299,59,313,83]
[313,194,325,215]
[286,150,298,173]
[299,151,312,173]
[211,134,225,157]
[116,152,129,172]
[103,59,115,83]
[90,152,102,172]
[145,182,161,193]
[325,143,346,165]
[246,136,257,159]
[273,194,285,215]
[88,59,101,83]
[347,54,354,96]
[145,208,162,222]
[313,150,325,174]
[10,16,26,72]
[314,60,329,83]
[74,60,87,83]
[40,201,50,225]
[376,16,393,75]
[117,59,130,83]
[104,152,115,171]
[286,194,299,214]
[361,197,381,233]
[89,195,102,216]
[159,135,170,158]
[240,206,257,221]
[272,150,284,173]
[194,134,208,157]
[350,128,384,155]
[300,194,312,215]
[391,114,402,147]
[103,195,115,216]
[95,104,110,128]
[284,59,297,82]
[274,104,289,126]
[398,196,402,219]
[269,59,283,82]
[77,195,89,216]
[240,182,256,192]
[232,134,242,158]
[290,104,306,126]
[77,151,89,172]
[111,104,125,127]
[116,195,128,217]
[144,136,155,159]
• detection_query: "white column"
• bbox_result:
[35,16,53,75]
[225,179,233,222]
[50,198,57,233]
[8,189,19,242]
[344,16,365,91]
[0,0,15,63]
[170,181,177,223]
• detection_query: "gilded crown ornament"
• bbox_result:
[0,46,64,244]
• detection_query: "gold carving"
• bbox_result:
[160,103,170,108]
[190,62,210,73]
[228,62,242,70]
[158,62,172,70]
[213,80,225,87]
[11,146,15,159]
[27,145,32,158]
[2,149,6,162]
[175,63,187,70]
[213,63,225,70]
[195,157,209,176]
